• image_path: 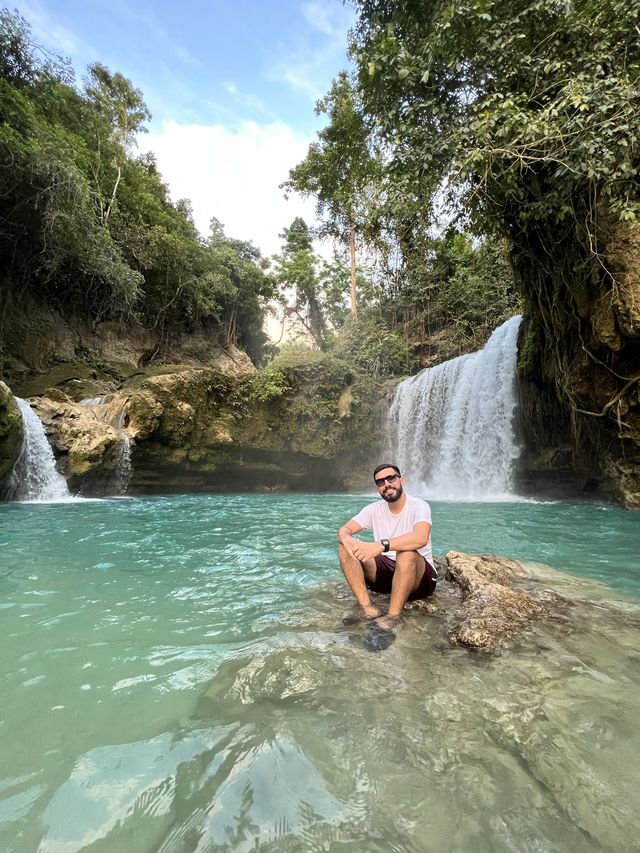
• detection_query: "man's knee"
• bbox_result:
[338,543,363,569]
[394,551,421,571]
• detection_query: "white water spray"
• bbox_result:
[10,398,71,501]
[388,316,522,500]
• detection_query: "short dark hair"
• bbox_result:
[373,463,401,479]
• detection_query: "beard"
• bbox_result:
[382,484,403,503]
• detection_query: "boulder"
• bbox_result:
[409,551,548,651]
[31,392,126,494]
[447,551,547,650]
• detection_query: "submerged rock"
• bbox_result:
[192,557,640,852]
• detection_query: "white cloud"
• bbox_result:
[145,120,318,257]
[266,2,356,101]
[302,1,337,35]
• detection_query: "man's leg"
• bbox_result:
[387,551,426,617]
[338,543,380,618]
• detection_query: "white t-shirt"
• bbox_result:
[352,494,434,568]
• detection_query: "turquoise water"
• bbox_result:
[0,494,638,852]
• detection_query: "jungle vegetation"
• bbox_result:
[1,7,523,379]
[287,0,639,407]
[0,9,273,363]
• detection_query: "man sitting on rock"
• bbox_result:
[337,463,437,646]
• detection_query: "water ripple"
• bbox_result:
[0,495,638,852]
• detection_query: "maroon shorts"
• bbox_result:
[366,554,437,600]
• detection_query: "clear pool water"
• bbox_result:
[0,494,638,852]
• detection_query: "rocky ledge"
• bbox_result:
[2,354,386,497]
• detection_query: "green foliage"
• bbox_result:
[333,314,410,377]
[0,76,143,314]
[388,229,520,355]
[267,344,330,372]
[284,73,382,243]
[283,72,386,317]
[352,0,640,237]
[318,253,374,328]
[0,8,72,88]
[233,368,291,409]
[0,9,274,363]
[272,218,327,349]
[83,62,151,226]
[275,17,526,374]
[517,325,539,378]
[348,0,640,425]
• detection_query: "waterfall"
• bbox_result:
[80,395,132,494]
[387,316,522,500]
[10,398,71,501]
[111,407,132,494]
[114,435,132,494]
[79,395,108,407]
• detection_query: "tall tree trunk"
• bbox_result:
[102,163,122,226]
[350,221,357,317]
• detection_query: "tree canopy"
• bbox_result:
[344,0,640,476]
[0,9,274,363]
[284,72,383,316]
[351,0,640,225]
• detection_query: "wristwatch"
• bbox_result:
[381,539,390,553]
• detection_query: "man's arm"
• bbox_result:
[389,521,431,553]
[337,519,364,556]
[349,521,431,563]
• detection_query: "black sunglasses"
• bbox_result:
[375,473,400,487]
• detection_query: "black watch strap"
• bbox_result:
[381,539,390,553]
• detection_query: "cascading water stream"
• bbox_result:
[80,395,132,494]
[111,407,132,495]
[10,398,71,501]
[387,315,522,500]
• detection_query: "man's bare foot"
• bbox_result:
[342,604,381,626]
[372,614,400,631]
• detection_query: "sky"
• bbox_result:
[15,0,357,256]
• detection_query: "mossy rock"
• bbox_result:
[0,382,23,487]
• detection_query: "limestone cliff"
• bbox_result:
[1,291,255,397]
[0,381,23,493]
[12,355,385,496]
[515,220,640,507]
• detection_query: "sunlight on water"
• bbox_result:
[0,494,638,852]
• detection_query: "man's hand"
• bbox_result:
[351,540,383,563]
